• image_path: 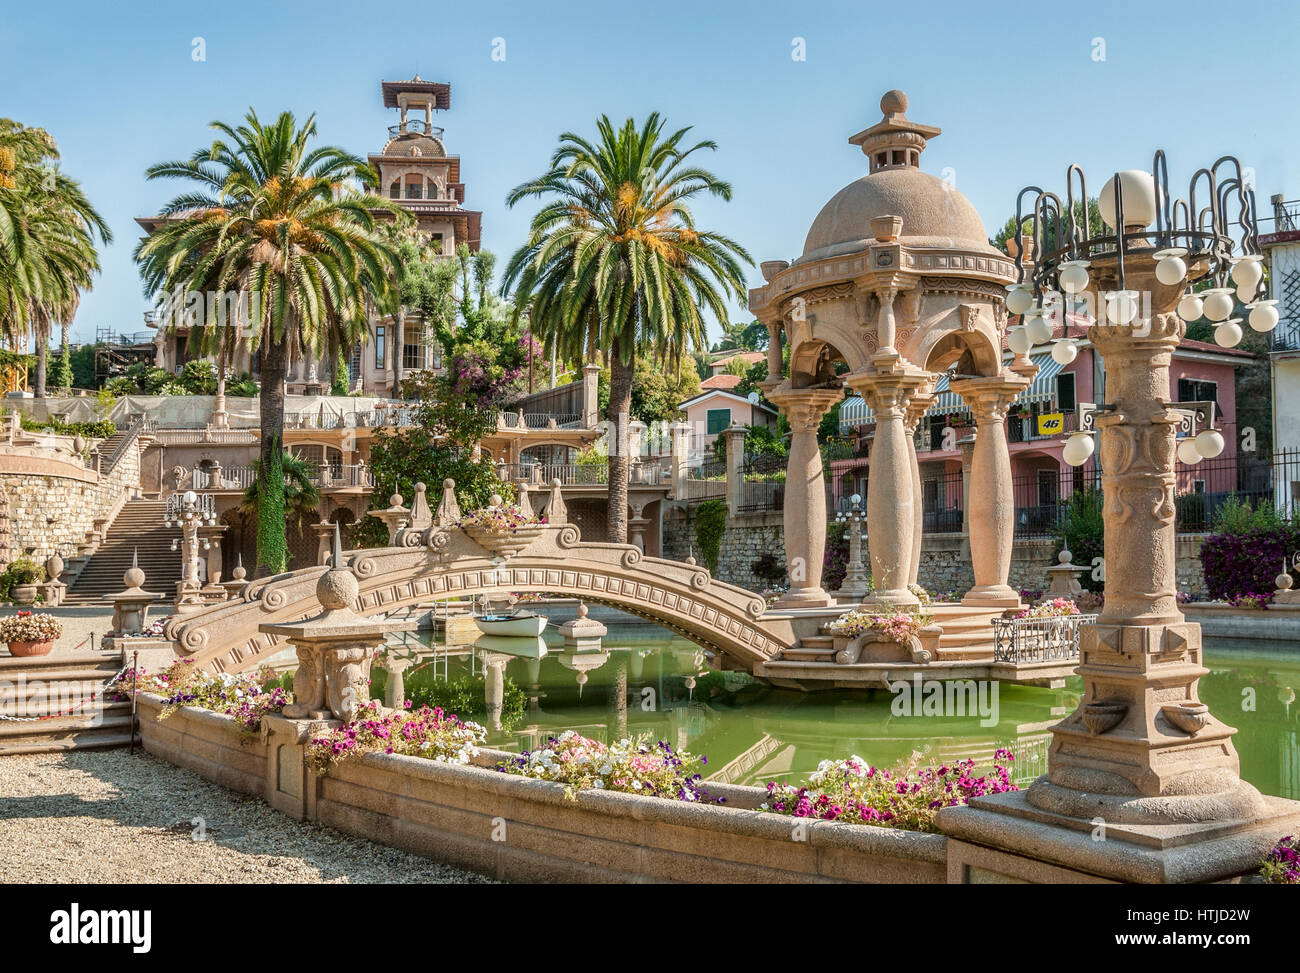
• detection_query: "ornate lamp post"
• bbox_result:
[940,154,1300,882]
[166,490,217,610]
[834,493,869,601]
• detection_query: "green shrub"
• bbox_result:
[694,499,728,574]
[1211,495,1283,536]
[1053,489,1104,592]
[0,558,45,601]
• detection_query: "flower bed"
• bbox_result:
[305,700,485,776]
[110,658,290,735]
[497,731,708,802]
[825,604,931,641]
[762,751,1018,833]
[1259,835,1299,884]
[458,503,542,535]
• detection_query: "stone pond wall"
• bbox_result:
[0,437,143,563]
[663,507,1209,597]
[136,695,949,884]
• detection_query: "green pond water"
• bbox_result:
[388,625,1300,801]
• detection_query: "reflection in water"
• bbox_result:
[424,628,1300,800]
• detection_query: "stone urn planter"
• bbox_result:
[463,524,547,559]
[5,638,54,657]
[10,584,38,606]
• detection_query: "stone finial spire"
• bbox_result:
[408,482,432,529]
[516,482,533,518]
[231,552,247,581]
[848,89,942,173]
[435,478,461,526]
[546,478,567,525]
[125,547,145,589]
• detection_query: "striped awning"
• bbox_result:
[839,353,1065,433]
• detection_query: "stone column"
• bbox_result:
[949,373,1031,608]
[581,363,602,428]
[957,431,976,564]
[901,390,934,589]
[722,424,748,516]
[670,421,690,499]
[763,320,783,385]
[627,499,650,553]
[766,388,841,608]
[313,520,335,565]
[847,361,930,607]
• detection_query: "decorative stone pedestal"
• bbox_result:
[259,527,416,723]
[261,713,338,821]
[1045,548,1086,599]
[558,602,607,649]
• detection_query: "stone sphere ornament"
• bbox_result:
[1202,288,1235,322]
[1051,338,1078,365]
[316,563,360,611]
[1214,319,1244,348]
[1248,300,1279,332]
[1195,428,1225,459]
[1154,248,1188,286]
[1177,438,1203,465]
[1177,292,1204,322]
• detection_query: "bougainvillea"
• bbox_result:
[1200,524,1299,601]
[761,750,1017,833]
[1259,835,1300,884]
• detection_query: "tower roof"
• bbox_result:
[381,77,451,111]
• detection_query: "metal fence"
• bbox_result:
[737,453,787,512]
[991,613,1098,664]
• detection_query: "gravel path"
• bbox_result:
[0,749,494,883]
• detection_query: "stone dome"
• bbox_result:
[799,167,995,262]
[796,90,998,264]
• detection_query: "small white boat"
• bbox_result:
[472,610,548,638]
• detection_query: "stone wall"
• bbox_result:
[666,504,1209,597]
[0,437,143,563]
[137,695,950,884]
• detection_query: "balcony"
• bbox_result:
[387,121,444,138]
[192,463,374,492]
[496,460,664,488]
[495,411,584,431]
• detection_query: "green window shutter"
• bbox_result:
[706,408,732,435]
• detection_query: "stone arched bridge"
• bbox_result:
[166,523,794,674]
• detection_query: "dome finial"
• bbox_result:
[881,89,908,116]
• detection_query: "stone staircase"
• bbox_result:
[0,651,136,755]
[774,604,1005,666]
[64,499,179,604]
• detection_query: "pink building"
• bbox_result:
[678,383,778,462]
[833,325,1253,535]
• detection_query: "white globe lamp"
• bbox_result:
[1248,300,1279,333]
[1177,292,1204,322]
[1099,170,1158,231]
[1051,339,1078,365]
[1007,326,1032,356]
[1214,319,1243,348]
[1177,439,1203,465]
[1202,288,1235,322]
[1062,433,1095,467]
[1058,261,1090,295]
[1005,284,1033,316]
[1194,428,1225,459]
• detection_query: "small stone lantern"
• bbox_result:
[1044,548,1086,598]
[558,602,607,649]
[111,550,162,637]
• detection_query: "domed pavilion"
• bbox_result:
[749,90,1034,610]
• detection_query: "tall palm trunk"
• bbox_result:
[256,337,290,576]
[606,345,634,544]
[32,313,48,398]
[391,307,405,398]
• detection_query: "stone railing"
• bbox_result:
[497,460,664,487]
[191,463,374,492]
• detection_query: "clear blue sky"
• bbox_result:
[3,0,1297,346]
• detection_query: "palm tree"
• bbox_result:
[135,110,402,573]
[502,113,751,543]
[0,120,110,396]
[239,451,321,539]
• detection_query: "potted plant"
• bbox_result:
[458,496,546,558]
[0,610,62,656]
[3,558,45,605]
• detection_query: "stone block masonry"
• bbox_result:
[0,438,143,563]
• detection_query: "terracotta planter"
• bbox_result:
[6,639,54,657]
[11,584,37,606]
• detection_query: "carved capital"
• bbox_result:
[767,388,842,432]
